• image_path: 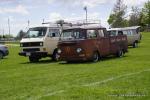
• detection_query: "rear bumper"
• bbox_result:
[19,52,48,57]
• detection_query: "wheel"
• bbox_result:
[133,42,138,48]
[92,52,99,62]
[116,49,124,58]
[0,52,3,60]
[29,56,39,62]
[52,51,60,61]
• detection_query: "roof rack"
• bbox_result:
[42,19,101,27]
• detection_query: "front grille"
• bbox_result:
[21,42,42,47]
[23,48,40,52]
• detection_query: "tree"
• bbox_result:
[128,6,142,26]
[108,0,127,28]
[16,30,27,40]
[142,1,150,26]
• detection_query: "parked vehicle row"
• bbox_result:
[18,22,133,63]
[0,44,9,60]
[57,25,128,62]
[107,26,142,48]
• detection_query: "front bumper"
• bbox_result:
[19,52,48,57]
[60,54,89,61]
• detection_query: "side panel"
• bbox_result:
[44,37,59,55]
[109,35,128,53]
[84,39,99,58]
[98,37,110,56]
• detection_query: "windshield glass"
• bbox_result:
[61,30,85,40]
[26,27,47,38]
[108,30,117,36]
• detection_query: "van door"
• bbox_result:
[98,29,110,56]
[45,28,60,55]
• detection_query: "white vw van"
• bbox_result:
[19,26,62,62]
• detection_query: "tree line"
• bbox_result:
[107,0,150,31]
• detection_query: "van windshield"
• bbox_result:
[61,30,85,40]
[26,27,47,38]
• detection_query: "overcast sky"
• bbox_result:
[0,0,148,36]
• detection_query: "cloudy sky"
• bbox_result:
[0,0,148,36]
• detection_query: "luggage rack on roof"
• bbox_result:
[42,19,101,28]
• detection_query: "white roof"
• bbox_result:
[108,26,140,31]
[64,24,105,30]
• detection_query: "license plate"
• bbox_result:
[26,52,31,56]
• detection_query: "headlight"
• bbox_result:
[76,48,82,53]
[20,43,23,47]
[57,49,62,54]
[40,42,43,46]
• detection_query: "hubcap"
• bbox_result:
[93,53,99,62]
[119,50,123,57]
[135,43,138,47]
[55,53,60,61]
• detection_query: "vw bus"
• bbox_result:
[57,25,128,62]
[107,26,142,48]
[19,26,62,62]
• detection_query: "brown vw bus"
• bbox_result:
[57,25,128,62]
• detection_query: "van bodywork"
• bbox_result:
[19,26,61,62]
[57,25,128,62]
[107,26,141,48]
[0,44,9,59]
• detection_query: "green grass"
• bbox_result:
[0,32,150,100]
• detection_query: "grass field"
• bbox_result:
[0,32,150,100]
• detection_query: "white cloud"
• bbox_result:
[124,0,148,6]
[3,16,15,22]
[48,0,148,8]
[47,0,112,8]
[82,0,111,8]
[48,12,101,22]
[49,12,63,21]
[0,5,29,15]
[124,0,147,6]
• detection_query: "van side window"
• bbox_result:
[98,30,104,37]
[123,30,128,35]
[132,30,137,35]
[48,29,59,37]
[108,31,116,36]
[87,30,97,39]
[118,31,123,35]
[127,30,132,35]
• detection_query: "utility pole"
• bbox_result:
[3,29,4,36]
[43,19,45,23]
[27,20,30,28]
[8,18,10,40]
[84,6,88,23]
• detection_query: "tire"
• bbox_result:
[0,52,3,60]
[52,51,60,61]
[29,56,39,63]
[133,42,138,48]
[116,49,124,58]
[92,52,99,62]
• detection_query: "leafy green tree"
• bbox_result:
[128,6,142,26]
[142,1,150,26]
[16,30,27,40]
[108,0,127,28]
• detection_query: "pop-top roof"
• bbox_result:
[108,26,141,31]
[63,24,105,30]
